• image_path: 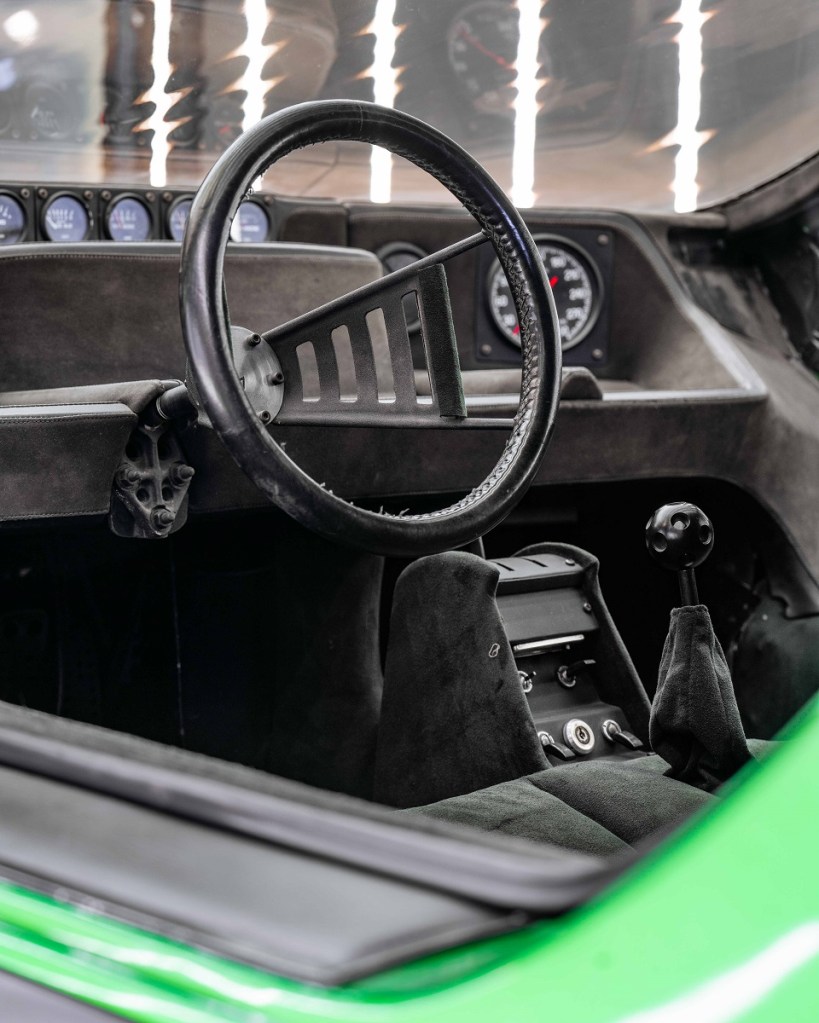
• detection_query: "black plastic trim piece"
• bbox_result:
[0,702,627,913]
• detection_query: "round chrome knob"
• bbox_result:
[563,718,595,755]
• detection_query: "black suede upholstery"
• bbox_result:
[651,605,751,791]
[402,775,628,855]
[529,757,715,845]
[374,552,548,809]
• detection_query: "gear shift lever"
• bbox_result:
[645,501,714,605]
[645,501,750,790]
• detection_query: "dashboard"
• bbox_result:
[0,174,816,590]
[0,180,613,372]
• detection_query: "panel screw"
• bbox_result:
[20,188,30,199]
[592,348,604,361]
[37,187,48,199]
[258,410,272,424]
[145,191,156,203]
[101,190,111,201]
[162,191,173,202]
[480,343,492,356]
[597,234,609,246]
[83,190,94,200]
[583,602,593,613]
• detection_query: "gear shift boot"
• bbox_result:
[651,604,751,790]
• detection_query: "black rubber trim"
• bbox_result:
[0,702,629,913]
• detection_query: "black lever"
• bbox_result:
[645,501,714,605]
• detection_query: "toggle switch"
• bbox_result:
[518,669,536,693]
[538,730,576,761]
[602,718,644,750]
[556,659,596,689]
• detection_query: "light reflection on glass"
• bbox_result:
[370,0,397,204]
[511,0,541,208]
[148,0,173,188]
[241,0,270,132]
[672,0,709,213]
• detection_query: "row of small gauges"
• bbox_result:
[0,185,276,245]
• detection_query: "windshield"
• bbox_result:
[1,0,817,213]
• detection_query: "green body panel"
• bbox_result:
[0,698,816,1022]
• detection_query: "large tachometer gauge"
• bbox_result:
[488,236,602,351]
[447,1,518,116]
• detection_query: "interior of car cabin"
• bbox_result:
[0,0,817,880]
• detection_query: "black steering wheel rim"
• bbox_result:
[180,100,562,557]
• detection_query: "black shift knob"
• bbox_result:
[646,502,714,604]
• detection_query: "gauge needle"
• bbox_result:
[549,275,559,287]
[457,26,512,69]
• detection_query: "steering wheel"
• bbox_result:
[180,100,561,557]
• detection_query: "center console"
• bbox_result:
[493,544,650,765]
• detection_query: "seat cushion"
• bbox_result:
[529,755,715,846]
[401,774,630,855]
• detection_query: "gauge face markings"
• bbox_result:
[167,197,193,242]
[229,200,270,243]
[42,194,90,242]
[106,195,151,241]
[0,194,26,245]
[488,237,601,350]
[447,0,519,116]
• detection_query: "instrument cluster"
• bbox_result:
[475,223,614,368]
[0,183,276,245]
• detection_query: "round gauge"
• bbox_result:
[105,195,152,242]
[167,197,193,242]
[447,1,518,116]
[24,82,80,141]
[0,193,26,245]
[41,194,91,243]
[229,200,270,243]
[376,242,427,332]
[488,236,602,351]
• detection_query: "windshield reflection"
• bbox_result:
[0,0,817,212]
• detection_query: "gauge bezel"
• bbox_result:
[229,197,271,244]
[0,191,27,246]
[40,191,92,243]
[487,233,604,351]
[104,192,154,242]
[166,194,194,242]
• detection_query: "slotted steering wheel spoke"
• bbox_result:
[262,233,484,427]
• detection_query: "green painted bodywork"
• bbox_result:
[0,698,816,1022]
